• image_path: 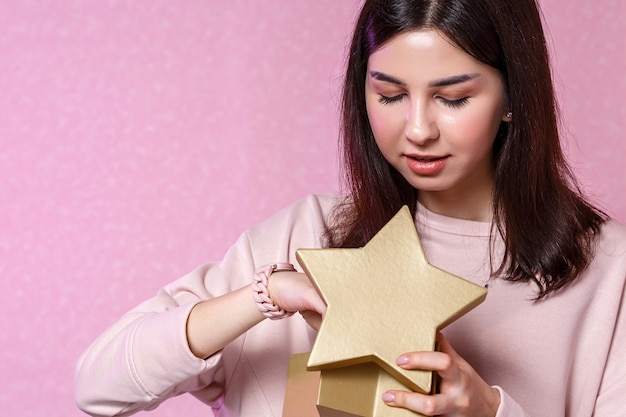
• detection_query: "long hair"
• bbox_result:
[325,0,606,299]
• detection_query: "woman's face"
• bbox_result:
[365,29,509,220]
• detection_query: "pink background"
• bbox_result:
[0,1,624,416]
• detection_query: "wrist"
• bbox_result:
[251,263,296,320]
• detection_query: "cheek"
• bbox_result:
[441,108,501,150]
[366,106,386,143]
[366,105,405,144]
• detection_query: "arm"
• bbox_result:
[73,264,240,417]
[75,267,325,417]
[186,270,325,359]
[74,194,334,417]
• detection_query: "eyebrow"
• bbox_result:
[369,71,481,87]
[369,71,407,86]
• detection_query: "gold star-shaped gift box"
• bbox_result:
[282,206,488,417]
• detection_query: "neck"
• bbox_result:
[418,188,493,222]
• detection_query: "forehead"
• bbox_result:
[367,29,496,82]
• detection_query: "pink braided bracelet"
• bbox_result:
[251,263,296,320]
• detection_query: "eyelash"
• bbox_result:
[377,94,470,109]
[378,94,405,105]
[440,97,469,108]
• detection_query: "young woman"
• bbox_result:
[75,0,625,416]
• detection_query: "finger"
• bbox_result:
[436,332,459,359]
[396,350,455,374]
[395,334,461,380]
[382,390,449,416]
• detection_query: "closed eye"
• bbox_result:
[378,94,406,105]
[439,97,469,108]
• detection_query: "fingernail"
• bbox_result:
[382,392,395,403]
[396,355,409,365]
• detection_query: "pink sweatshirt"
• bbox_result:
[75,194,626,417]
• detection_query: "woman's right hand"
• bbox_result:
[268,271,326,330]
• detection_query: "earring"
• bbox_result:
[505,111,513,120]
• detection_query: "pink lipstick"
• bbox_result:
[405,154,448,175]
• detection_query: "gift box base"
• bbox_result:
[283,353,428,417]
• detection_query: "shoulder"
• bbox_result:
[245,193,344,251]
[251,193,343,230]
[597,219,626,255]
[587,219,626,279]
[278,193,343,220]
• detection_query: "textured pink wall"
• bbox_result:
[0,1,623,416]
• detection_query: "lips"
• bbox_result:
[404,154,448,175]
[410,155,444,162]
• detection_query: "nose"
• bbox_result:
[405,101,439,145]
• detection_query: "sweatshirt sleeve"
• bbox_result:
[492,386,532,417]
[74,194,336,417]
[74,260,249,416]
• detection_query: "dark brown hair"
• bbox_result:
[325,0,606,299]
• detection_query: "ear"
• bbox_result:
[502,111,513,122]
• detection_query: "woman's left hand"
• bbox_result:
[382,332,500,417]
